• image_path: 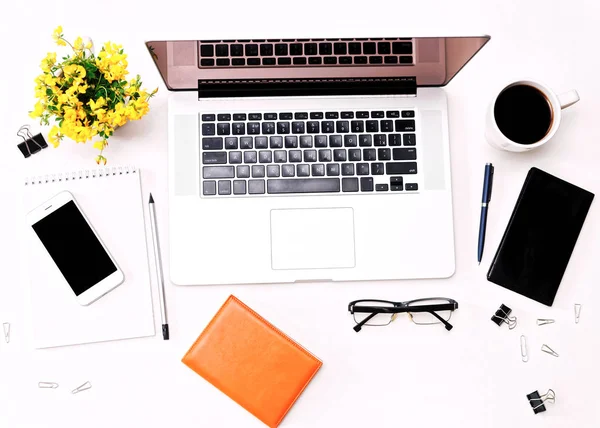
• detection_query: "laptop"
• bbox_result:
[146,36,490,285]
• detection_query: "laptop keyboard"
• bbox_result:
[200,110,419,197]
[198,38,414,68]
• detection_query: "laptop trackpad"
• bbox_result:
[270,208,356,270]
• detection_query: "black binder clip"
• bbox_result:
[527,389,555,414]
[17,125,48,158]
[491,304,517,329]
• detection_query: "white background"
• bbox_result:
[1,0,600,427]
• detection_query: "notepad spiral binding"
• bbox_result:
[24,166,137,186]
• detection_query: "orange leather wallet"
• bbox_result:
[182,295,322,428]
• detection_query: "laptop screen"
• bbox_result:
[146,36,489,91]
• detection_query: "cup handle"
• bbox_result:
[557,90,580,109]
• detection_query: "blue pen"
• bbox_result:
[478,163,494,265]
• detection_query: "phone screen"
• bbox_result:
[32,201,117,296]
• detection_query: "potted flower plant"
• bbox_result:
[29,26,158,164]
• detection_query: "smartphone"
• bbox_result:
[26,191,124,305]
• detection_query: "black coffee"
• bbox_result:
[494,85,553,145]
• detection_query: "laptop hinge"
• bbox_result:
[197,76,417,99]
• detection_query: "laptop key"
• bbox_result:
[326,112,339,119]
[360,177,374,192]
[386,162,418,175]
[292,122,305,134]
[327,163,340,176]
[309,57,322,64]
[247,122,261,135]
[393,148,417,160]
[344,135,357,147]
[224,137,238,150]
[202,152,227,165]
[285,136,298,148]
[203,180,216,195]
[297,164,310,177]
[292,57,306,65]
[202,123,216,136]
[305,43,318,55]
[264,113,277,120]
[402,110,415,118]
[217,123,231,135]
[200,45,214,57]
[248,179,266,194]
[372,162,385,175]
[366,120,379,132]
[333,149,347,161]
[267,178,340,194]
[307,121,320,134]
[244,151,257,163]
[357,163,370,176]
[289,150,302,163]
[356,111,369,118]
[267,165,280,177]
[259,150,272,163]
[386,111,400,118]
[374,134,387,146]
[262,122,275,134]
[233,180,247,195]
[232,123,245,135]
[318,149,332,162]
[342,163,355,176]
[351,120,364,132]
[342,177,359,192]
[395,119,416,132]
[376,183,388,191]
[277,122,290,134]
[275,44,288,55]
[215,44,228,56]
[304,150,317,162]
[349,149,361,161]
[315,135,328,147]
[229,151,242,164]
[282,165,295,177]
[300,136,313,148]
[245,44,258,56]
[403,134,416,146]
[252,165,265,178]
[233,114,246,121]
[236,165,250,178]
[217,114,231,121]
[255,136,268,149]
[260,44,273,56]
[354,56,368,64]
[203,166,234,179]
[218,180,231,195]
[391,176,404,191]
[295,112,309,120]
[378,148,391,161]
[202,137,223,150]
[201,114,216,121]
[249,113,262,120]
[349,42,361,54]
[312,164,325,176]
[371,111,384,118]
[262,58,276,65]
[381,120,393,132]
[310,112,324,119]
[359,135,372,147]
[279,113,293,120]
[336,121,350,133]
[322,121,335,133]
[341,112,354,119]
[405,183,418,191]
[319,43,333,55]
[270,136,283,149]
[240,137,253,149]
[363,149,376,161]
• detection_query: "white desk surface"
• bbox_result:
[1,1,600,426]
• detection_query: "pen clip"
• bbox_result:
[486,164,494,203]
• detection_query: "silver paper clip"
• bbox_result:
[536,318,555,326]
[520,335,529,362]
[575,304,582,324]
[71,381,92,394]
[527,389,555,414]
[2,322,10,343]
[541,344,559,357]
[38,382,59,389]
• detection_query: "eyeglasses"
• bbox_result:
[348,298,459,332]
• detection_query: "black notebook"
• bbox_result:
[487,167,594,306]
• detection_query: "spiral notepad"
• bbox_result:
[22,166,155,349]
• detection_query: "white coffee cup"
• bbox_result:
[485,80,579,152]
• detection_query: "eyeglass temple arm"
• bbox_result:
[353,312,379,332]
[427,311,453,331]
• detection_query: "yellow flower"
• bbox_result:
[85,40,93,50]
[40,52,56,72]
[93,140,106,150]
[48,126,62,148]
[74,37,84,50]
[52,26,66,47]
[77,83,88,94]
[43,73,57,86]
[29,101,45,119]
